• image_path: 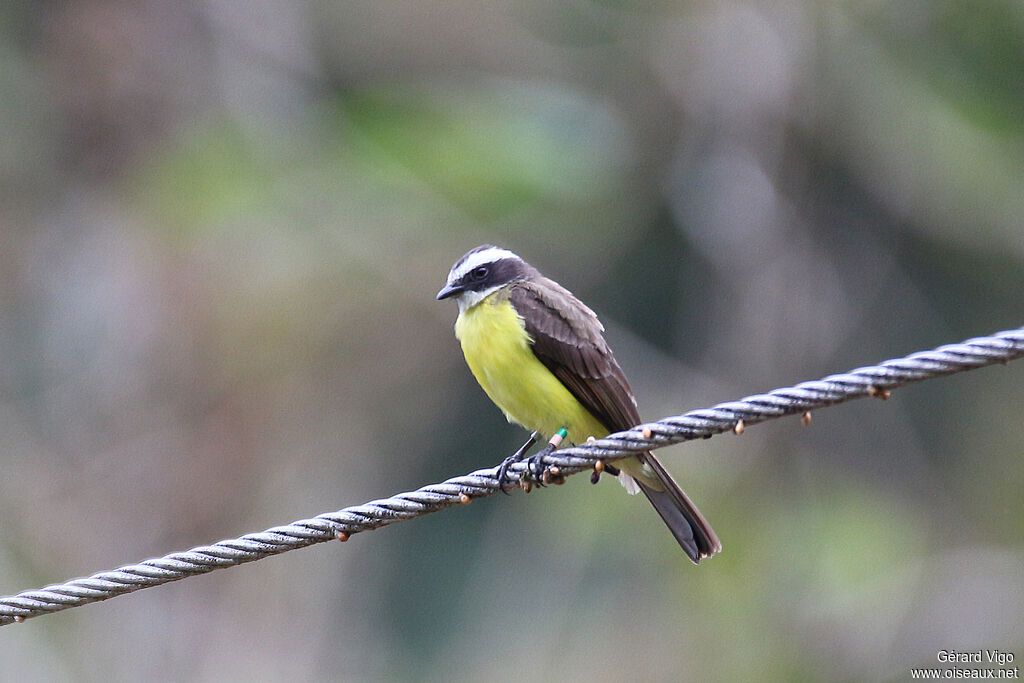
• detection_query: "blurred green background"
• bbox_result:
[1,1,1022,681]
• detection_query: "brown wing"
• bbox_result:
[508,279,720,563]
[507,279,639,433]
[508,279,721,563]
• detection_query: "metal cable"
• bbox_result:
[2,326,1022,625]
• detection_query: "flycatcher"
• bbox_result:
[437,245,720,563]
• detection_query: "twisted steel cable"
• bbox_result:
[2,326,1022,626]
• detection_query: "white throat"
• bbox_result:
[455,284,503,314]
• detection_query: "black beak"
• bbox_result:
[436,283,462,300]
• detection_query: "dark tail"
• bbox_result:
[635,452,721,564]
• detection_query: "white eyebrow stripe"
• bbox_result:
[448,247,520,282]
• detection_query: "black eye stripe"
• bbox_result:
[454,257,532,291]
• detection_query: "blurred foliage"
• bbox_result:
[0,1,1021,681]
[343,83,627,219]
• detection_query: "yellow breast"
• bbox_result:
[454,292,608,444]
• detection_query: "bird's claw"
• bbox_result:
[496,431,538,494]
[526,444,555,487]
[496,456,518,494]
[494,430,563,492]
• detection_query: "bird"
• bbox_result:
[437,245,720,563]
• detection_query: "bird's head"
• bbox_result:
[437,245,535,313]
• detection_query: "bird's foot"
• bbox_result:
[496,431,538,494]
[526,444,556,486]
[525,428,568,486]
